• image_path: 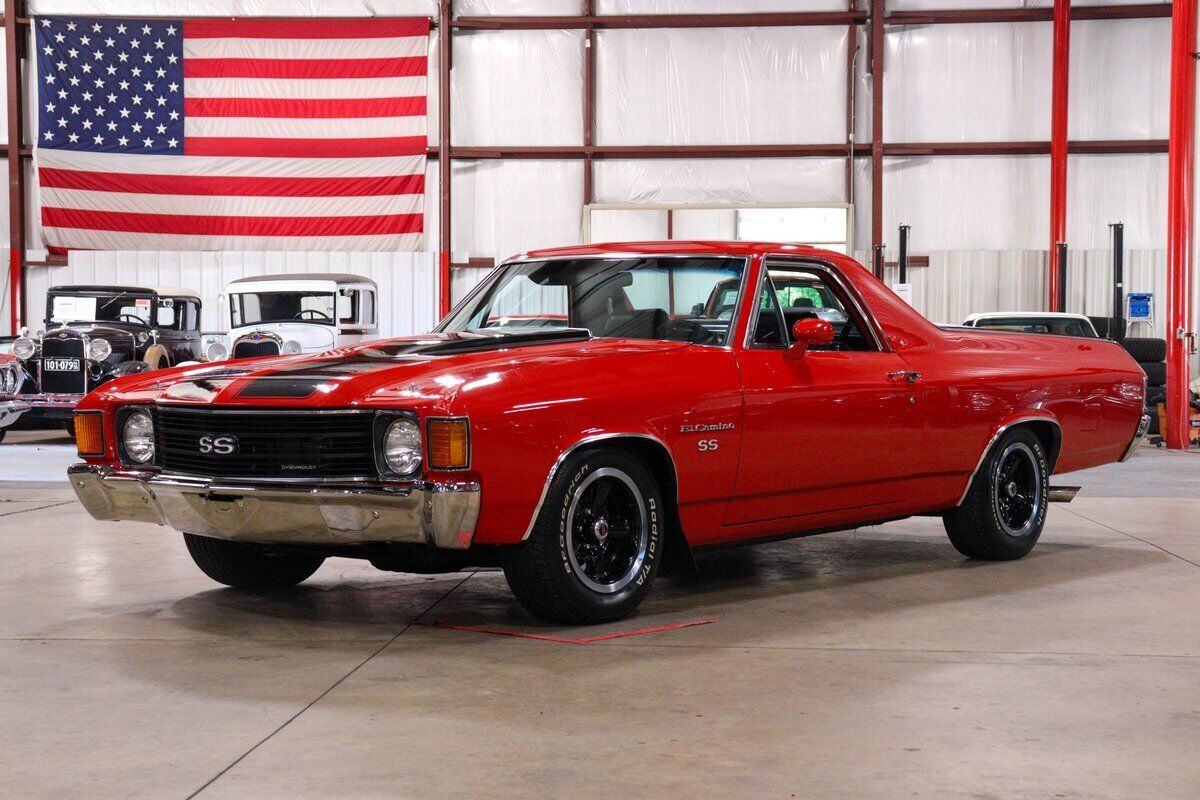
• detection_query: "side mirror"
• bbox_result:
[785,318,835,359]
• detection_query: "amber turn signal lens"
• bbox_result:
[427,418,470,470]
[75,412,105,457]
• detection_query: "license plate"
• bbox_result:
[44,358,80,372]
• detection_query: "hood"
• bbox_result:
[85,329,691,412]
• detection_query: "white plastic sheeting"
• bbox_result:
[886,23,1052,142]
[451,159,583,262]
[25,250,440,336]
[596,26,848,146]
[594,158,846,205]
[1070,19,1171,140]
[453,30,584,146]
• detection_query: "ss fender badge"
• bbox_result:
[680,422,735,433]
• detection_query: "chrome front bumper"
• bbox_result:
[1120,413,1153,462]
[0,399,31,428]
[67,464,481,550]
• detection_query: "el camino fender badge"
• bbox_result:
[679,422,735,433]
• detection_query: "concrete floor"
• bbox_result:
[1,435,1197,799]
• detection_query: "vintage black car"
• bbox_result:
[11,285,202,431]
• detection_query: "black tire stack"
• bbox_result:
[1119,336,1167,434]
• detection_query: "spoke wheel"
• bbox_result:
[565,468,649,594]
[991,441,1042,537]
[503,448,664,624]
[943,427,1049,561]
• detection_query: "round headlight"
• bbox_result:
[204,341,228,362]
[87,338,112,362]
[12,337,35,360]
[383,419,422,476]
[281,340,303,355]
[121,410,156,464]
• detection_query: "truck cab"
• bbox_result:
[206,274,378,362]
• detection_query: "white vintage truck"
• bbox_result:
[204,274,379,362]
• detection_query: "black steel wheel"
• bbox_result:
[944,427,1049,560]
[992,441,1043,537]
[504,447,663,624]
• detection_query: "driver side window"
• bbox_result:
[752,266,877,352]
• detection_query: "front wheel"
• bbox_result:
[503,448,664,624]
[183,533,324,590]
[943,428,1049,561]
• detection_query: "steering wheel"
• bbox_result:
[295,310,333,321]
[118,313,147,325]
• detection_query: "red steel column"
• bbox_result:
[5,0,26,334]
[1165,0,1197,449]
[438,1,453,319]
[870,0,884,251]
[1048,0,1070,312]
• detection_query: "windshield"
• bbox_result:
[46,292,155,326]
[231,291,336,327]
[439,257,747,345]
[971,317,1096,337]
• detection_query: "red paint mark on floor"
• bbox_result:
[426,618,715,644]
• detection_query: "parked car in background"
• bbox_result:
[11,285,202,432]
[68,243,1149,624]
[204,274,378,362]
[0,354,28,443]
[961,312,1099,337]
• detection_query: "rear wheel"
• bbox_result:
[504,448,663,624]
[944,428,1049,561]
[183,533,325,590]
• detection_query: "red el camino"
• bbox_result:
[68,242,1150,623]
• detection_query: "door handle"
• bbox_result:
[888,370,921,384]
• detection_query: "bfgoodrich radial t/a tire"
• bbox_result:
[503,448,664,624]
[184,533,325,590]
[943,428,1049,561]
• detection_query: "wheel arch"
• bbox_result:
[955,415,1062,507]
[523,433,697,575]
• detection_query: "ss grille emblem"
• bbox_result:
[198,434,239,455]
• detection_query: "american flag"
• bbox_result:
[34,16,428,251]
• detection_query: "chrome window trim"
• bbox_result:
[743,257,889,353]
[435,253,752,352]
[955,416,1063,507]
[521,432,678,541]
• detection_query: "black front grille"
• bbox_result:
[156,408,377,480]
[39,336,86,394]
[233,339,280,359]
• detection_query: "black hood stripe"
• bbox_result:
[232,328,591,390]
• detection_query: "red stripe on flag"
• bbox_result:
[185,96,427,119]
[182,18,430,39]
[43,207,423,237]
[184,56,426,80]
[39,168,425,198]
[185,136,427,157]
